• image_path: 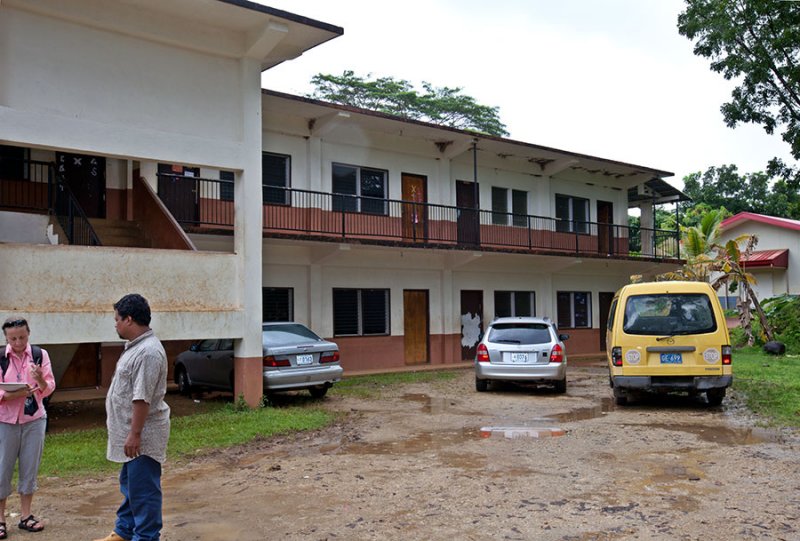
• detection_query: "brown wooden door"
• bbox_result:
[597,200,613,255]
[56,152,106,218]
[599,291,615,352]
[403,290,429,365]
[456,180,480,247]
[402,174,427,242]
[460,290,483,360]
[58,343,100,388]
[157,163,199,224]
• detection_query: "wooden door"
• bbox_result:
[402,174,427,242]
[456,180,480,247]
[56,152,106,218]
[403,290,429,365]
[58,343,100,388]
[599,291,615,351]
[460,290,483,360]
[597,200,613,255]
[157,163,199,224]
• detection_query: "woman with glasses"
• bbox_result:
[0,318,55,537]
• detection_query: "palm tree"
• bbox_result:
[657,210,774,345]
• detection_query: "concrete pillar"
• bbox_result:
[233,57,264,408]
[639,203,654,256]
[441,268,453,363]
[308,264,323,334]
[308,136,323,192]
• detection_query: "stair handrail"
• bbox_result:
[50,163,101,246]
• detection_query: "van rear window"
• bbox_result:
[623,293,717,335]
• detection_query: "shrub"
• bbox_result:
[762,295,800,352]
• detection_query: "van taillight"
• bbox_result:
[263,356,290,367]
[550,344,564,363]
[320,351,340,363]
[721,345,732,365]
[611,347,623,367]
[476,344,490,363]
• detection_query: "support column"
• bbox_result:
[233,57,264,408]
[308,264,323,334]
[639,203,655,257]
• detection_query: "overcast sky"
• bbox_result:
[260,0,797,189]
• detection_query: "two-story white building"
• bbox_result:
[0,0,688,404]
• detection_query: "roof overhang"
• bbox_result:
[3,0,343,70]
[740,249,789,269]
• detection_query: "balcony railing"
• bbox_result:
[157,177,681,261]
[0,158,100,245]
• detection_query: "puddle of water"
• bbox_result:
[641,423,783,444]
[343,428,480,455]
[545,398,615,422]
[401,393,458,414]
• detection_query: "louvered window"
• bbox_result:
[263,288,293,322]
[333,288,389,336]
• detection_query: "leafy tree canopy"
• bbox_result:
[678,0,800,183]
[308,71,509,137]
[679,164,800,219]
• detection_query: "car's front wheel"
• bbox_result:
[176,367,192,396]
[475,377,488,392]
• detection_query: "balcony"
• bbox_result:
[160,174,681,262]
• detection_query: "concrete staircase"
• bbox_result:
[88,218,151,247]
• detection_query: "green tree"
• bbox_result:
[678,1,800,163]
[308,71,509,137]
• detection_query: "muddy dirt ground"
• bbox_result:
[22,365,800,540]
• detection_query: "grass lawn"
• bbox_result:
[732,347,800,427]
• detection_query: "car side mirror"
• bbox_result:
[189,343,199,352]
[559,334,570,341]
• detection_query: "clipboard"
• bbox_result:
[0,382,28,392]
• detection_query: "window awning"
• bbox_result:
[740,249,789,269]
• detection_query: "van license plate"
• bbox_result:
[296,354,314,365]
[510,353,529,363]
[660,353,682,364]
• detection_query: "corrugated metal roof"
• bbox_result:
[740,249,789,269]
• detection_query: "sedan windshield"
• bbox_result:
[262,324,323,347]
[488,323,552,345]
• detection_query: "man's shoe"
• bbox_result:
[92,532,129,541]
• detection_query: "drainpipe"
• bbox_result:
[472,138,478,209]
[675,200,681,259]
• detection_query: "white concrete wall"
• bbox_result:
[0,243,243,344]
[0,7,243,169]
[719,221,800,300]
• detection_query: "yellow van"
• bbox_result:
[606,281,732,406]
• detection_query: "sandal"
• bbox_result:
[0,522,6,539]
[18,515,44,533]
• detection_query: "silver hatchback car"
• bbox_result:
[174,322,343,398]
[474,316,569,393]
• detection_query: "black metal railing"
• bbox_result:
[0,158,53,211]
[0,157,100,245]
[159,177,681,261]
[52,176,101,246]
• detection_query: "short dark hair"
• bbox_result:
[2,317,30,333]
[114,294,152,326]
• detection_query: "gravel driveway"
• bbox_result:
[34,364,800,540]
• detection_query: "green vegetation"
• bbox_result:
[733,348,800,427]
[41,402,332,478]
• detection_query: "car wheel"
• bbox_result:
[176,368,192,395]
[613,387,627,406]
[554,377,567,394]
[309,385,329,399]
[706,388,726,406]
[475,377,488,392]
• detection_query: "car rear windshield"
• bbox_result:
[262,324,323,347]
[623,293,717,336]
[488,323,552,345]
